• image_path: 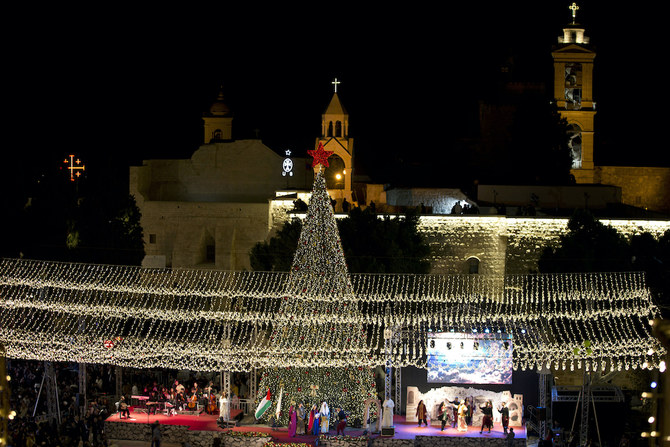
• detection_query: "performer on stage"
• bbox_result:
[465,398,473,425]
[448,397,460,428]
[119,396,130,419]
[219,392,229,421]
[415,400,427,427]
[382,397,394,427]
[288,404,297,437]
[191,382,201,402]
[147,390,159,415]
[480,401,493,434]
[438,402,449,431]
[457,400,468,432]
[336,407,347,435]
[320,401,330,434]
[297,403,306,435]
[310,404,320,435]
[498,401,510,435]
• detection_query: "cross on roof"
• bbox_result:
[569,2,579,22]
[331,78,341,93]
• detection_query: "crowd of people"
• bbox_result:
[280,401,348,437]
[5,359,119,446]
[3,359,251,446]
[415,397,512,436]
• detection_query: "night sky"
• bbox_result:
[5,1,667,193]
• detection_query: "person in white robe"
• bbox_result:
[320,401,330,433]
[382,398,395,427]
[219,393,230,421]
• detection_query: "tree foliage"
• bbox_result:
[539,209,670,316]
[250,207,431,274]
[483,97,574,185]
[7,166,145,266]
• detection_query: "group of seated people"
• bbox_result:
[121,379,220,416]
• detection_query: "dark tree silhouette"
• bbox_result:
[250,207,431,274]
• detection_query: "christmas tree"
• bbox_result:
[256,146,377,427]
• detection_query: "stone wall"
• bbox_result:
[411,435,524,447]
[105,420,272,447]
[596,166,670,214]
[106,422,526,447]
[139,201,270,270]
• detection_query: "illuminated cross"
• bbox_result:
[569,2,579,22]
[331,78,341,93]
[63,154,85,182]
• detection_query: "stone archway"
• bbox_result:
[362,397,382,433]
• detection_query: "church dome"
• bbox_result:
[209,89,232,116]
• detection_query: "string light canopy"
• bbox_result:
[0,171,664,373]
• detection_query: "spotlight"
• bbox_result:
[650,381,657,389]
[504,341,510,350]
[447,342,452,350]
[474,342,479,350]
[460,342,464,349]
[521,329,526,334]
[430,340,435,349]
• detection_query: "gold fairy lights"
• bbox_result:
[0,172,664,373]
[0,258,663,372]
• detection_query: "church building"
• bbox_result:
[129,4,670,275]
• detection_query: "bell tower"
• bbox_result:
[315,78,354,201]
[551,2,596,183]
[202,85,233,143]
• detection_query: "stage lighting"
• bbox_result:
[650,381,657,389]
[474,342,479,350]
[460,342,464,349]
[504,341,510,350]
[447,342,452,350]
[430,340,435,349]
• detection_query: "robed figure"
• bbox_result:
[457,402,468,432]
[415,400,428,427]
[498,402,510,434]
[320,401,330,434]
[219,393,230,421]
[309,404,319,435]
[296,403,306,435]
[288,405,297,437]
[479,401,493,434]
[382,398,395,427]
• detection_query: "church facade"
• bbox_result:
[130,9,670,274]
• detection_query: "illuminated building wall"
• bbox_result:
[417,215,670,276]
[595,166,670,214]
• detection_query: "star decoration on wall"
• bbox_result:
[307,142,334,168]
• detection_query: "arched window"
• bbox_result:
[467,257,480,274]
[335,121,342,137]
[567,124,582,169]
[327,121,334,137]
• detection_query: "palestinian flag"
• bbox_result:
[255,389,272,419]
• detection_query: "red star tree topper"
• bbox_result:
[307,142,334,168]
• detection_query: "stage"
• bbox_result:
[105,410,526,444]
